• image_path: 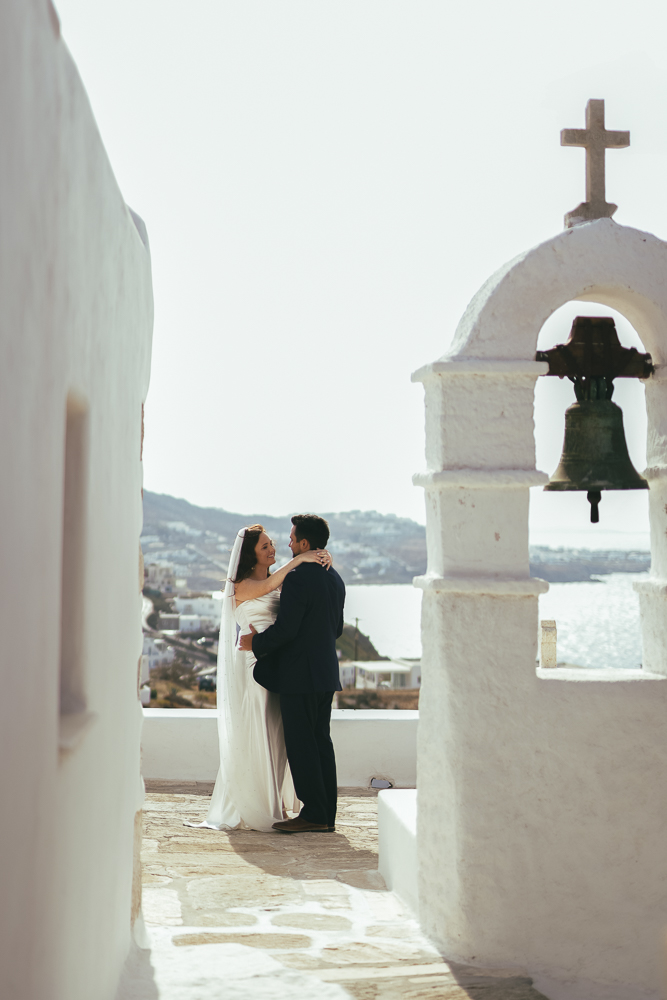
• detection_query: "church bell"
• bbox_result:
[536,317,653,523]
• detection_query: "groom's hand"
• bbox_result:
[239,624,257,651]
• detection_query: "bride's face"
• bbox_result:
[254,532,276,570]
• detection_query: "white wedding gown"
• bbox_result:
[188,590,300,833]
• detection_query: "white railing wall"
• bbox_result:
[142,708,418,788]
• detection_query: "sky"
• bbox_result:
[55,0,667,546]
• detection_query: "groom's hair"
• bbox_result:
[292,514,329,550]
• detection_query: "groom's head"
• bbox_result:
[289,514,330,555]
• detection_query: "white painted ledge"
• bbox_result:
[141,708,418,787]
[412,358,548,382]
[413,469,549,490]
[536,667,665,683]
[414,574,549,596]
[378,788,418,915]
[633,578,667,595]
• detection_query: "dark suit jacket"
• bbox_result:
[252,563,345,694]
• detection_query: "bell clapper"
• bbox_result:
[587,490,601,523]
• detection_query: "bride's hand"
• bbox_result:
[297,549,333,570]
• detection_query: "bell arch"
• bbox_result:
[447,218,667,364]
[412,217,667,999]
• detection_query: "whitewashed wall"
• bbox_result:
[0,4,153,998]
[414,219,667,1000]
[142,708,418,788]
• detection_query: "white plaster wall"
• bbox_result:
[142,709,418,788]
[419,599,667,998]
[414,219,667,999]
[377,789,418,915]
[142,710,220,781]
[0,4,153,998]
[332,710,418,787]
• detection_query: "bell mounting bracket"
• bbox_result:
[536,316,653,380]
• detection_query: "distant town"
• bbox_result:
[140,490,651,710]
[141,489,428,590]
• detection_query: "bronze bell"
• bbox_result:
[544,377,648,522]
[537,317,653,523]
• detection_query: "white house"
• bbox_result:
[164,520,203,537]
[178,614,202,633]
[157,613,180,631]
[142,635,175,671]
[145,561,176,593]
[387,659,421,688]
[340,659,421,689]
[173,593,222,628]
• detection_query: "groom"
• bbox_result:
[239,513,345,833]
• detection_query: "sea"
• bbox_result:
[345,572,649,670]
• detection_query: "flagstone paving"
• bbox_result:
[129,789,550,1000]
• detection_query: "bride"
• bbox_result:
[188,524,331,832]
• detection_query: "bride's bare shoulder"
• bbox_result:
[234,578,258,605]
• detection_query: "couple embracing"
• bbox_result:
[192,514,345,834]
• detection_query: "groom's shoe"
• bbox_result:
[272,817,329,834]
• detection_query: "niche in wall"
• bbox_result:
[59,392,96,751]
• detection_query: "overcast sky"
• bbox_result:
[55,0,667,546]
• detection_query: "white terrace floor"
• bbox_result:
[119,788,549,1000]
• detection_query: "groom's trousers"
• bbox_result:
[280,691,337,828]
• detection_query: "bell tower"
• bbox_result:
[412,101,667,1000]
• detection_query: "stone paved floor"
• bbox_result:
[119,789,550,1000]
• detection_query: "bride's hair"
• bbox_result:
[233,524,268,583]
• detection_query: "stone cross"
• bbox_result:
[561,99,629,228]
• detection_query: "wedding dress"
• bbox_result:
[186,530,299,833]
